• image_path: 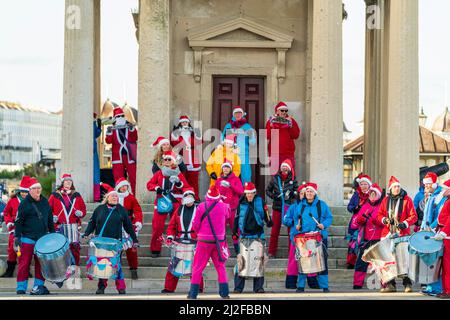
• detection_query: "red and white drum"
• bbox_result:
[294,231,326,274]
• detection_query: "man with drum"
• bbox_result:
[49,174,87,266]
[14,178,55,295]
[283,182,333,293]
[162,189,204,293]
[83,188,139,294]
[232,182,273,293]
[377,176,418,293]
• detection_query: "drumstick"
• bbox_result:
[308,213,320,226]
[424,235,450,240]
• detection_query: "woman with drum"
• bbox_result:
[283,182,333,293]
[82,188,139,294]
[350,183,385,290]
[49,174,86,266]
[232,182,273,293]
[147,150,191,258]
[346,174,372,269]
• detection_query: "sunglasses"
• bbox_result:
[163,158,172,162]
[279,110,288,113]
[116,115,125,118]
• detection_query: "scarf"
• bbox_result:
[356,187,370,207]
[161,166,180,177]
[280,172,289,181]
[230,117,247,129]
[118,191,129,206]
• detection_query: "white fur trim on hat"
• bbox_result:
[280,162,292,172]
[157,138,170,148]
[423,178,438,189]
[115,180,130,191]
[244,187,257,193]
[389,182,401,190]
[221,162,233,170]
[29,182,41,189]
[233,107,244,115]
[357,177,372,186]
[178,117,191,123]
[206,193,221,200]
[305,186,317,194]
[369,187,382,198]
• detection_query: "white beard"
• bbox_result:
[118,191,129,205]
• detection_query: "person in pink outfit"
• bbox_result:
[187,185,231,299]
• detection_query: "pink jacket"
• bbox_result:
[215,173,244,210]
[351,200,384,242]
[192,199,231,242]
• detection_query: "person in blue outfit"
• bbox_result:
[222,106,256,184]
[283,182,333,293]
[93,113,102,202]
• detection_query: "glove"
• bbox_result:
[14,237,21,249]
[220,180,231,188]
[382,217,390,225]
[232,234,239,241]
[156,187,163,195]
[356,215,366,225]
[132,242,140,248]
[167,236,174,245]
[169,176,180,184]
[134,222,143,232]
[6,222,14,231]
[210,172,218,180]
[75,210,83,218]
[397,222,408,230]
[194,128,202,138]
[53,215,59,224]
[434,231,447,241]
[266,220,274,228]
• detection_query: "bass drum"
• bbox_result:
[237,238,266,278]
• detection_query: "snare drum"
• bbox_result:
[294,232,326,274]
[34,233,73,283]
[168,241,196,277]
[362,237,398,284]
[86,237,122,280]
[59,223,80,243]
[237,238,266,278]
[392,236,417,280]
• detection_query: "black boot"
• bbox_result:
[1,261,16,278]
[130,269,138,280]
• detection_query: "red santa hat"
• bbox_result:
[356,174,372,186]
[178,115,191,124]
[101,182,119,198]
[162,151,177,163]
[115,177,131,192]
[369,183,383,198]
[274,101,288,113]
[18,175,31,192]
[423,172,438,189]
[206,184,221,200]
[183,189,196,198]
[113,107,125,118]
[232,106,244,116]
[297,181,307,193]
[221,159,233,171]
[223,134,236,146]
[442,179,450,190]
[388,176,401,191]
[305,182,318,194]
[28,178,41,189]
[152,136,170,149]
[244,182,257,194]
[60,173,73,182]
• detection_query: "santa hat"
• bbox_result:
[178,115,191,124]
[442,179,450,190]
[297,181,307,193]
[223,134,236,146]
[101,182,119,198]
[244,182,257,194]
[274,101,288,113]
[18,176,31,192]
[162,151,177,163]
[115,177,131,191]
[356,174,372,186]
[388,176,401,191]
[28,178,41,189]
[369,183,383,198]
[206,184,221,200]
[221,160,233,171]
[183,189,196,198]
[232,106,244,116]
[60,173,73,183]
[152,136,170,149]
[113,107,125,118]
[305,182,318,194]
[423,172,438,189]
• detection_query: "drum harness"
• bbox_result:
[200,201,227,262]
[55,192,77,225]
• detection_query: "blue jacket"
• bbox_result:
[414,186,425,224]
[93,121,102,184]
[422,186,448,229]
[283,196,333,243]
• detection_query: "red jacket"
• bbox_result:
[377,191,418,238]
[166,204,199,241]
[266,116,300,156]
[215,173,244,211]
[170,128,202,172]
[351,199,384,242]
[49,191,87,226]
[3,196,22,233]
[438,199,450,235]
[105,126,138,164]
[118,193,143,225]
[146,170,191,203]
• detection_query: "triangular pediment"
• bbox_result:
[188,17,293,49]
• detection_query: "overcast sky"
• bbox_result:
[0,0,449,138]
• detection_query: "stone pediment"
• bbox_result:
[187,17,293,82]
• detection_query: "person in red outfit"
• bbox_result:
[102,177,143,280]
[162,190,205,293]
[147,150,191,257]
[48,174,87,266]
[266,102,300,175]
[1,176,30,278]
[105,106,138,194]
[435,179,450,299]
[377,176,418,293]
[171,115,203,200]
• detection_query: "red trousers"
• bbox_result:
[150,202,180,253]
[270,154,296,176]
[442,239,450,294]
[17,243,44,283]
[184,170,200,200]
[70,243,81,266]
[269,210,282,256]
[228,209,238,245]
[112,154,136,194]
[7,233,17,262]
[164,270,204,292]
[125,247,138,269]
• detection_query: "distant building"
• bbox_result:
[432,106,450,140]
[0,101,62,168]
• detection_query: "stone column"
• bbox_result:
[62,0,98,201]
[135,0,170,202]
[305,0,343,206]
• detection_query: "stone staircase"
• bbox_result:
[0,204,355,293]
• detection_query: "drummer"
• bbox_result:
[49,173,87,266]
[83,188,139,295]
[283,182,333,293]
[377,176,418,293]
[14,178,55,295]
[232,182,273,294]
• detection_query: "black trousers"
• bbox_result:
[234,273,264,292]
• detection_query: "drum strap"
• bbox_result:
[200,201,227,262]
[98,208,115,238]
[298,202,321,230]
